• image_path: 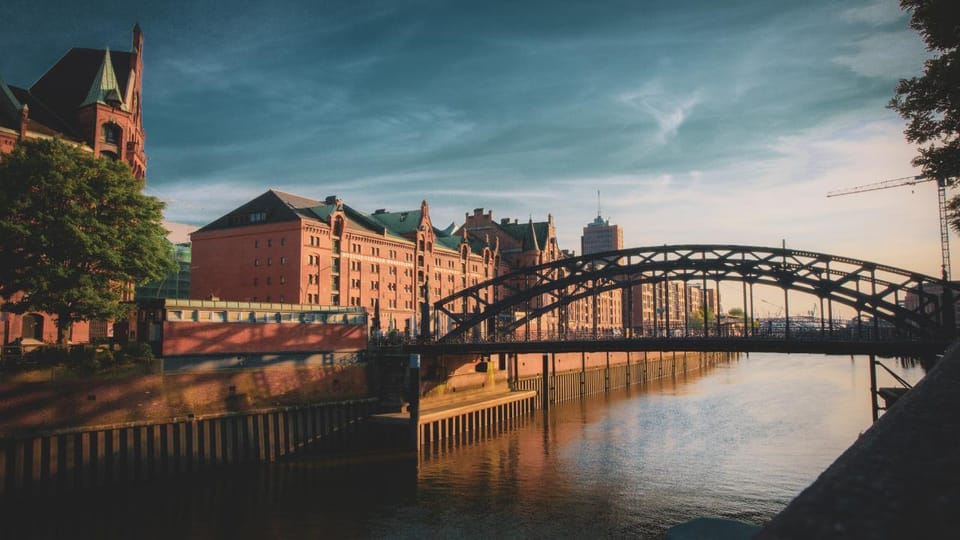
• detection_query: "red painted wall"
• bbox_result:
[161,321,366,356]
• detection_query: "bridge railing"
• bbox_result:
[433,324,914,345]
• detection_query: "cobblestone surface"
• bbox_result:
[757,344,960,539]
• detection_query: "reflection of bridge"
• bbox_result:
[415,245,959,356]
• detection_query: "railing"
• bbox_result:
[432,325,921,345]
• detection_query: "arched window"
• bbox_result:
[102,123,121,145]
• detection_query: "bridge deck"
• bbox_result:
[413,338,950,357]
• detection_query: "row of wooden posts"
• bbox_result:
[0,398,377,499]
[1,350,730,499]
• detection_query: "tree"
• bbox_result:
[888,0,960,229]
[687,309,716,329]
[728,307,745,318]
[0,138,175,345]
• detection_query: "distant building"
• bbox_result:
[136,242,192,300]
[460,208,564,337]
[0,25,147,346]
[581,215,623,255]
[460,208,624,337]
[190,191,498,337]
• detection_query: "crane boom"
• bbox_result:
[826,175,951,280]
[826,175,928,197]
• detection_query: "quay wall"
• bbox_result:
[0,363,369,436]
[515,350,728,404]
[0,398,378,500]
[757,345,960,539]
[424,350,728,399]
[410,350,730,453]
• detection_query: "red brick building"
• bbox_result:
[190,191,498,337]
[0,25,147,346]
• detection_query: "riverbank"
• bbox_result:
[758,346,960,538]
[0,363,368,436]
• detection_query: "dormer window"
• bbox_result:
[102,123,121,145]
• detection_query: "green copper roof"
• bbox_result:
[367,209,423,235]
[80,48,128,111]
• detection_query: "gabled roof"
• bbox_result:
[0,78,21,131]
[367,209,423,236]
[194,190,320,233]
[499,219,550,252]
[30,47,135,133]
[194,189,492,256]
[7,85,78,137]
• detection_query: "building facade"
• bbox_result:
[190,191,498,337]
[0,25,147,346]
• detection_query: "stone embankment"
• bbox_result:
[757,344,960,539]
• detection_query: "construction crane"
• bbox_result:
[827,175,951,281]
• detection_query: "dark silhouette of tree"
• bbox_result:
[889,0,960,229]
[0,138,175,345]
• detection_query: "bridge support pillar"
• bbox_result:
[869,354,879,423]
[580,352,586,396]
[605,352,610,391]
[541,353,549,418]
[626,352,631,387]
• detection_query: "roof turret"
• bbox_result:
[80,48,128,110]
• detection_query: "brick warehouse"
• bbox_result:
[190,190,499,337]
[0,25,147,346]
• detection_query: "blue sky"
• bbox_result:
[0,0,941,289]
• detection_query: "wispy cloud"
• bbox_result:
[833,30,928,79]
[617,84,702,144]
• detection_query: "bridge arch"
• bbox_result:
[432,245,959,343]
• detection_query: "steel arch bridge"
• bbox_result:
[431,244,960,344]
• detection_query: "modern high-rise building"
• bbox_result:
[578,213,624,334]
[581,215,623,255]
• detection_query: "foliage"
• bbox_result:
[888,0,960,229]
[728,307,745,318]
[0,139,175,344]
[687,310,716,329]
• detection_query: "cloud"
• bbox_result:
[833,30,929,79]
[540,115,939,277]
[617,84,702,144]
[842,0,905,26]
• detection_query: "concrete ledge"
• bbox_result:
[757,344,960,539]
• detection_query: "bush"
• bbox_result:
[123,342,155,362]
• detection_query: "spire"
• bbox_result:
[81,48,127,110]
[527,219,541,251]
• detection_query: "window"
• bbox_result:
[267,257,272,266]
[249,212,266,223]
[267,239,272,247]
[253,277,259,286]
[102,123,121,144]
[280,276,286,284]
[280,237,286,246]
[280,256,286,265]
[254,258,260,267]
[255,240,259,248]
[266,277,272,285]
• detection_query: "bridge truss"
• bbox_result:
[432,244,960,343]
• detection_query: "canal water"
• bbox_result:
[2,353,926,539]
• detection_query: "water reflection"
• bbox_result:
[0,354,926,539]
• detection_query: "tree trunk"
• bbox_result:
[56,315,72,348]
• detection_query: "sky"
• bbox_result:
[0,0,942,312]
